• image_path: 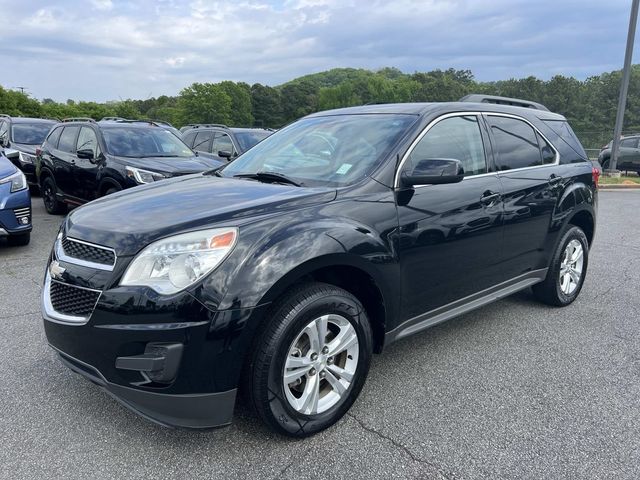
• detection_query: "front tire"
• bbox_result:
[245,282,373,437]
[533,226,589,307]
[41,177,67,215]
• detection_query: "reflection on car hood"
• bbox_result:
[114,155,223,175]
[0,155,17,179]
[66,174,337,255]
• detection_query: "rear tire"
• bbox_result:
[533,226,589,307]
[104,187,120,196]
[7,232,30,246]
[244,282,373,437]
[41,177,67,215]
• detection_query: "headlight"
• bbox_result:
[18,151,36,165]
[125,166,166,184]
[0,170,27,193]
[121,227,238,294]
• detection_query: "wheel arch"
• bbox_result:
[256,255,392,353]
[567,208,595,246]
[98,177,122,196]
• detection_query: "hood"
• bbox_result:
[0,154,17,179]
[114,155,223,175]
[66,174,337,255]
[11,143,39,155]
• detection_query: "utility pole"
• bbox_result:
[610,0,640,172]
[14,86,27,95]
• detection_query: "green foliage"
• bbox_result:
[3,65,640,150]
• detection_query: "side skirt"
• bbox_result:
[385,268,548,345]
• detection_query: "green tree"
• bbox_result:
[217,81,253,126]
[178,83,232,125]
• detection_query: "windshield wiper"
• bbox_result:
[233,171,302,187]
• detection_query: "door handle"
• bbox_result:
[480,191,500,205]
[548,174,563,186]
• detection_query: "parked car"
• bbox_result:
[42,95,597,437]
[0,115,57,190]
[37,117,224,215]
[0,152,31,246]
[598,135,640,174]
[181,124,273,162]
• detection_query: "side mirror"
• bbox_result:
[217,150,232,159]
[76,149,95,160]
[0,137,8,148]
[401,158,465,187]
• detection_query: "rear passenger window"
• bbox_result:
[58,126,80,153]
[407,115,487,176]
[621,138,637,148]
[46,126,63,148]
[487,116,543,170]
[192,131,212,153]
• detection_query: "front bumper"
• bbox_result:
[42,238,268,429]
[0,183,32,235]
[54,348,237,429]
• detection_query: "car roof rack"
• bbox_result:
[459,94,549,112]
[0,113,11,119]
[62,117,96,123]
[185,123,229,129]
[100,116,127,122]
[149,119,173,127]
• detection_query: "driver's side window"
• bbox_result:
[407,115,487,177]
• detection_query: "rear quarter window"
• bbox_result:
[542,120,587,161]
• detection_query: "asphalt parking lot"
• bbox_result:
[1,191,639,479]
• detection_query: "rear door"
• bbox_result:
[52,125,80,198]
[485,114,561,278]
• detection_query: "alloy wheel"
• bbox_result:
[559,239,584,295]
[283,314,359,415]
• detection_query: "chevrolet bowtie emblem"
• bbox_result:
[49,260,66,281]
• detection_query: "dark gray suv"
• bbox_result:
[598,136,640,174]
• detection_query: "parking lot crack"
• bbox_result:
[273,446,313,479]
[347,412,454,479]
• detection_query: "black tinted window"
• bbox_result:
[542,120,587,160]
[58,126,80,153]
[235,131,271,151]
[408,115,487,176]
[47,126,63,148]
[192,131,212,152]
[12,123,53,144]
[488,116,542,170]
[182,131,197,148]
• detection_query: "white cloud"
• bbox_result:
[0,0,634,101]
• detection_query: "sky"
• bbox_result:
[0,0,637,102]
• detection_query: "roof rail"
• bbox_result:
[185,123,229,129]
[100,116,127,122]
[459,94,549,112]
[62,117,96,123]
[0,114,11,119]
[149,119,173,127]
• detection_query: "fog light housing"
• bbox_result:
[18,216,30,225]
[115,342,183,384]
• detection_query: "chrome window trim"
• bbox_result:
[41,271,102,326]
[394,111,560,189]
[55,235,117,271]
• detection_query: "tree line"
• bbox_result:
[2,65,640,149]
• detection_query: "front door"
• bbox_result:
[74,126,100,201]
[397,114,505,321]
[52,125,80,198]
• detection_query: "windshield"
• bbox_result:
[12,123,53,145]
[234,130,272,151]
[102,127,194,158]
[221,114,416,187]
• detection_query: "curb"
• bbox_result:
[599,184,640,190]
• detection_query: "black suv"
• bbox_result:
[598,135,640,174]
[181,124,272,161]
[37,118,223,214]
[42,96,597,437]
[0,115,57,189]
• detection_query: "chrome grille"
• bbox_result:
[49,280,101,317]
[61,237,116,268]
